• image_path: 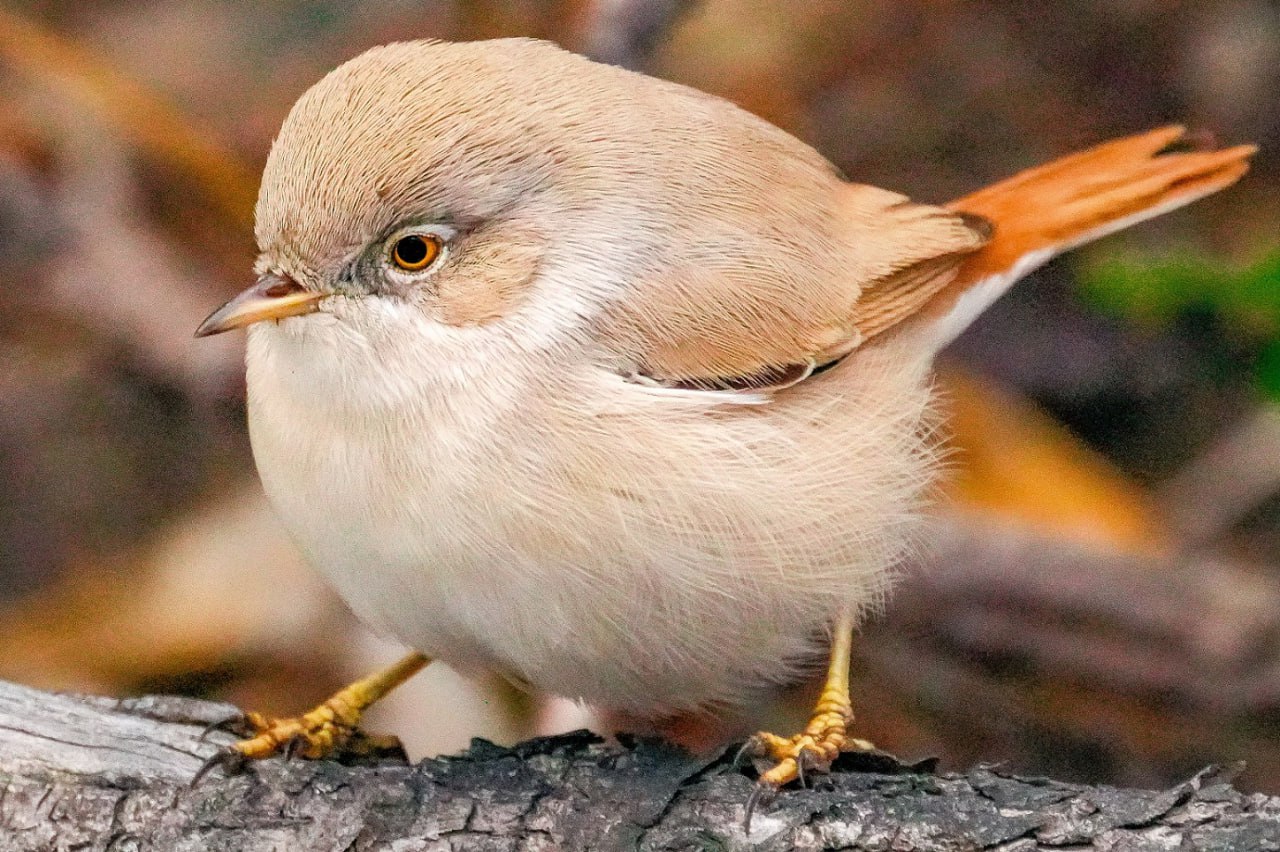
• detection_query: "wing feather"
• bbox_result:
[597,182,989,393]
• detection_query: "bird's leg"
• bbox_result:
[195,651,430,781]
[745,609,872,789]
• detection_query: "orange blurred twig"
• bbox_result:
[0,6,256,230]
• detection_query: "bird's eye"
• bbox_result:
[390,233,443,272]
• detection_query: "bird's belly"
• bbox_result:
[246,331,938,717]
[251,421,829,714]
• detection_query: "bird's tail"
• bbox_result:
[911,126,1256,350]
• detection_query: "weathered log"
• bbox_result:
[1,679,1277,850]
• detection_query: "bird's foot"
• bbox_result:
[739,691,872,827]
[192,696,372,785]
[235,701,365,760]
[744,695,871,789]
[192,652,430,784]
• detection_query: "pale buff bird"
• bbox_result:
[195,38,1254,790]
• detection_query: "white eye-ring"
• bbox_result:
[384,225,452,275]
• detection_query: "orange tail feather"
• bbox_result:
[916,126,1255,349]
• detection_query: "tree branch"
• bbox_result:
[0,679,1276,850]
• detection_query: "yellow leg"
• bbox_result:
[746,609,872,788]
[195,651,430,782]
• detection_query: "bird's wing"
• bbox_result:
[598,183,989,395]
[598,126,1253,398]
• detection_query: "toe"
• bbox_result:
[197,712,249,742]
[190,746,247,787]
[757,753,802,788]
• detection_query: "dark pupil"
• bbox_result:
[397,236,428,265]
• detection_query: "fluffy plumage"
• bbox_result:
[239,38,1253,727]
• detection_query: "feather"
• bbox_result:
[903,126,1257,351]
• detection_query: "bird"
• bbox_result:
[194,37,1254,793]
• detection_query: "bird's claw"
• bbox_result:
[739,698,872,831]
[197,711,251,743]
[190,745,248,788]
[745,729,841,789]
[189,704,360,786]
[235,707,358,760]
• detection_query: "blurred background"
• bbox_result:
[1,0,1278,794]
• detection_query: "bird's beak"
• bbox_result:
[195,275,324,337]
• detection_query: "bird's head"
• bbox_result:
[198,38,664,354]
[196,37,844,396]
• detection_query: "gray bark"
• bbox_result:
[1,680,1278,850]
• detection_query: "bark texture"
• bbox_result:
[1,680,1278,850]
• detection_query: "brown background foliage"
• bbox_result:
[1,0,1277,794]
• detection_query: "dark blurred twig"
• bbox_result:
[863,513,1280,788]
[1158,406,1280,551]
[897,514,1280,714]
[580,0,699,69]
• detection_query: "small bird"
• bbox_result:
[196,38,1254,791]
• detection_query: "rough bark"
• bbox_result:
[1,680,1278,850]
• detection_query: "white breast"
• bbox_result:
[245,303,939,719]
